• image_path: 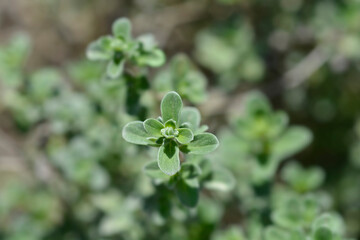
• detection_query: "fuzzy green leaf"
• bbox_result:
[176,128,194,144]
[185,133,219,154]
[107,59,124,78]
[122,121,152,145]
[161,91,183,124]
[179,107,201,132]
[273,126,312,160]
[157,140,180,176]
[112,18,131,40]
[175,178,199,207]
[86,36,113,60]
[137,49,166,67]
[144,118,164,137]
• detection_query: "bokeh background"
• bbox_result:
[0,0,359,239]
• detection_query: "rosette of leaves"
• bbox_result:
[154,54,207,104]
[86,18,166,79]
[281,161,325,193]
[230,92,312,175]
[122,91,219,177]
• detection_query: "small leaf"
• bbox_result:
[273,126,312,160]
[122,121,152,145]
[107,59,124,78]
[185,133,219,154]
[157,140,180,176]
[86,36,113,60]
[144,118,164,137]
[137,49,166,67]
[143,161,170,180]
[161,91,183,124]
[112,18,131,40]
[175,178,199,207]
[176,128,194,144]
[179,107,201,132]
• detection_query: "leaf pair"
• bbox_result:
[86,18,165,79]
[122,91,219,176]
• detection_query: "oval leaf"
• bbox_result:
[161,91,183,124]
[112,18,131,40]
[122,121,152,145]
[186,133,219,154]
[144,118,164,137]
[157,140,180,176]
[107,60,124,79]
[179,107,201,131]
[176,128,194,144]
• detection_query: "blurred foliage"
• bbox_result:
[0,0,359,239]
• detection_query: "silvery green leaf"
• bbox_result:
[106,59,124,78]
[273,126,312,160]
[312,213,345,237]
[122,121,152,145]
[112,18,132,40]
[143,161,171,180]
[137,49,166,67]
[86,36,113,60]
[185,133,219,154]
[164,119,176,128]
[176,128,194,144]
[144,118,164,137]
[157,140,180,176]
[179,107,201,132]
[175,178,199,207]
[137,34,157,51]
[161,91,183,124]
[180,162,202,179]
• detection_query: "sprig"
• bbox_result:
[86,18,166,79]
[122,91,219,176]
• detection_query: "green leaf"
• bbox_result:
[137,49,166,67]
[179,107,201,132]
[143,161,170,180]
[122,121,152,145]
[312,213,345,237]
[161,91,183,124]
[143,118,164,137]
[273,126,312,160]
[175,178,199,207]
[282,161,325,193]
[185,133,219,154]
[176,128,194,144]
[157,140,180,176]
[313,227,333,240]
[204,166,235,192]
[86,36,113,60]
[164,119,176,129]
[112,18,131,40]
[106,59,124,78]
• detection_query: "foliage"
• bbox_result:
[0,2,359,239]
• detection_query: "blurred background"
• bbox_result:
[0,0,359,239]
